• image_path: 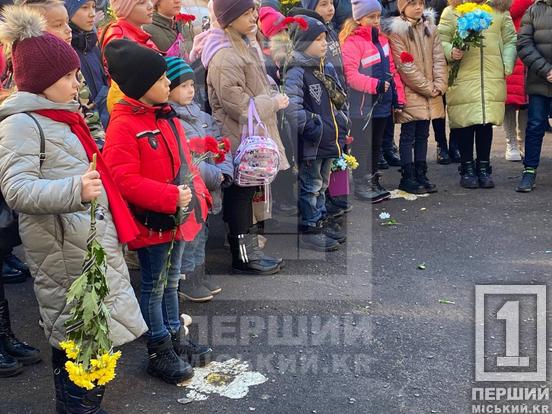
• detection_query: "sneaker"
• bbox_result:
[505,143,522,162]
[300,230,339,252]
[516,168,536,192]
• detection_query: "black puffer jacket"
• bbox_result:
[517,0,552,97]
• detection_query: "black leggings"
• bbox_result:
[351,116,388,177]
[399,120,430,165]
[453,124,493,163]
[222,184,257,235]
[0,258,4,302]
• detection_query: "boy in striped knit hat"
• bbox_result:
[166,56,234,303]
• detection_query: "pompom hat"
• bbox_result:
[0,5,80,94]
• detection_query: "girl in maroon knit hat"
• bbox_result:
[0,5,146,411]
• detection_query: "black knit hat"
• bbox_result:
[104,39,167,100]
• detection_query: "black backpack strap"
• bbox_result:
[25,113,46,168]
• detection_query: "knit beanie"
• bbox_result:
[352,0,382,20]
[260,0,281,11]
[111,0,140,19]
[104,39,167,100]
[165,56,194,91]
[301,0,320,11]
[64,0,87,19]
[397,0,422,14]
[0,6,80,94]
[291,15,326,52]
[213,0,255,29]
[259,6,287,39]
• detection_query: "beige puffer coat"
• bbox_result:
[0,92,147,348]
[385,10,448,123]
[205,31,290,170]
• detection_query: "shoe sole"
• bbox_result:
[231,265,281,276]
[16,355,42,366]
[371,194,391,204]
[299,240,339,252]
[0,365,23,377]
[178,291,213,302]
[147,366,194,384]
[209,288,223,295]
[516,186,535,193]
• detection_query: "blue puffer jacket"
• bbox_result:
[284,52,348,161]
[71,25,109,128]
[171,101,234,215]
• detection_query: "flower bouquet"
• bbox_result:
[329,154,358,197]
[448,2,494,86]
[60,154,121,390]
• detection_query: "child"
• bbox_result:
[385,0,448,194]
[144,0,194,57]
[438,0,516,188]
[0,6,146,409]
[102,39,213,382]
[503,0,533,162]
[516,0,552,192]
[100,0,159,112]
[165,56,233,302]
[206,0,288,275]
[284,15,349,251]
[340,0,405,202]
[65,0,110,129]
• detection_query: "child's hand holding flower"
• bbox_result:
[81,162,102,202]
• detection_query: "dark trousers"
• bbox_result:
[399,120,430,165]
[222,184,256,235]
[524,95,552,169]
[453,123,493,163]
[432,117,447,148]
[0,250,6,301]
[351,116,388,177]
[381,115,395,152]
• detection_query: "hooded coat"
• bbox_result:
[204,29,290,170]
[0,92,147,348]
[384,10,448,123]
[517,0,552,98]
[438,0,517,129]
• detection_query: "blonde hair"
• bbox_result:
[339,18,360,45]
[224,26,256,65]
[15,0,65,13]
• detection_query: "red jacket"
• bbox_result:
[506,0,534,106]
[102,98,211,250]
[100,19,160,76]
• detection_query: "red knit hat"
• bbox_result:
[259,6,287,39]
[0,6,80,94]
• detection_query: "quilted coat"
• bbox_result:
[0,92,147,348]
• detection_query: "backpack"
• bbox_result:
[234,99,280,187]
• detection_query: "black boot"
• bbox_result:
[199,264,222,295]
[414,161,437,193]
[171,329,212,368]
[459,161,479,188]
[0,340,22,377]
[4,253,30,277]
[178,267,213,303]
[52,347,107,414]
[2,262,27,284]
[436,146,451,165]
[377,152,389,170]
[476,160,495,188]
[299,225,339,252]
[353,176,378,201]
[147,335,194,384]
[398,164,425,194]
[228,234,280,275]
[0,299,41,366]
[383,145,401,166]
[248,225,284,268]
[319,218,347,244]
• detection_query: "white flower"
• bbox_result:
[379,212,391,220]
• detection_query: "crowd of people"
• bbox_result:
[0,0,550,412]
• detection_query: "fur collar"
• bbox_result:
[382,9,436,36]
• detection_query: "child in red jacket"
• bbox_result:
[102,40,213,384]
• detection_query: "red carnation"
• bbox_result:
[188,137,205,154]
[282,16,296,26]
[294,17,308,31]
[400,51,414,64]
[204,136,220,154]
[219,137,231,153]
[176,13,196,23]
[214,152,226,164]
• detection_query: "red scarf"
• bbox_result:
[35,109,139,245]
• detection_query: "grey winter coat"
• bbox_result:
[517,0,552,97]
[0,92,147,348]
[171,101,234,215]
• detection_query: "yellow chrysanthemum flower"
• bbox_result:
[65,361,95,390]
[456,2,493,15]
[343,154,359,170]
[59,340,80,360]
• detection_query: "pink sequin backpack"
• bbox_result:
[234,99,280,187]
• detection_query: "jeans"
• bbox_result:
[299,158,334,228]
[399,120,430,165]
[180,224,208,273]
[524,95,552,168]
[137,241,184,342]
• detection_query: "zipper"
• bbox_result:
[320,59,341,157]
[480,46,486,124]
